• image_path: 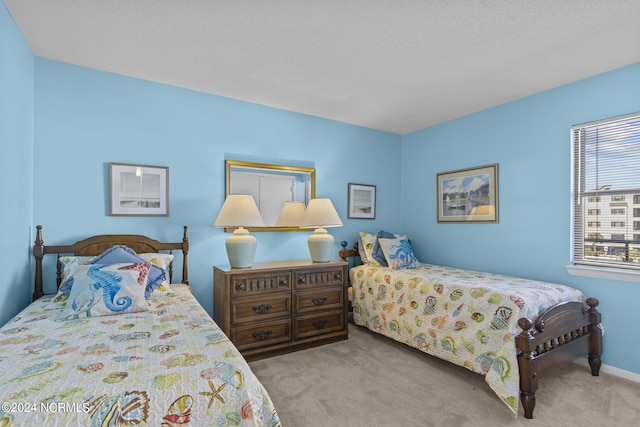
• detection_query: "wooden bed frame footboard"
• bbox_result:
[33,225,190,301]
[339,241,603,419]
[516,297,602,418]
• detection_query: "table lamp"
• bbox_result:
[300,198,343,262]
[213,194,265,268]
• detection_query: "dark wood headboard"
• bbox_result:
[32,225,189,301]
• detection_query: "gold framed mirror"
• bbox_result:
[225,160,316,231]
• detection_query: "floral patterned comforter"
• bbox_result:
[350,264,585,415]
[0,285,280,426]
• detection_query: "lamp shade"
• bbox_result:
[213,195,265,268]
[213,194,265,228]
[275,201,307,226]
[299,198,343,228]
[299,198,343,263]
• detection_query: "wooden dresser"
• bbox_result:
[213,260,349,361]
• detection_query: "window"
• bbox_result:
[572,112,640,270]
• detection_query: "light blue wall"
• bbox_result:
[401,62,640,375]
[32,58,402,316]
[0,3,34,325]
[2,4,638,377]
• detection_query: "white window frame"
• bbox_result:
[568,111,640,284]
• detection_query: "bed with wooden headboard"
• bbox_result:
[340,240,602,419]
[32,225,190,300]
[0,226,280,426]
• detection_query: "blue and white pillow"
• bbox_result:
[90,246,167,297]
[378,237,420,270]
[138,253,176,298]
[55,262,151,320]
[371,230,395,266]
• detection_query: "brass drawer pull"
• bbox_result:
[252,304,272,314]
[252,330,273,341]
[312,320,328,329]
[312,297,328,306]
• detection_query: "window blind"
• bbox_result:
[572,112,640,269]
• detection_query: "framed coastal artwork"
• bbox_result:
[436,164,498,223]
[110,163,169,216]
[347,183,376,219]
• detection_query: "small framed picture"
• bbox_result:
[436,163,498,223]
[110,163,169,216]
[348,183,376,219]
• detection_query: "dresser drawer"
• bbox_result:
[230,270,291,297]
[231,295,291,324]
[215,260,348,360]
[231,320,291,351]
[294,288,344,314]
[293,267,345,290]
[294,310,344,340]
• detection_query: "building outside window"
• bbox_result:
[572,112,640,270]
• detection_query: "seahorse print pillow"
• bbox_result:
[90,245,168,297]
[55,262,151,320]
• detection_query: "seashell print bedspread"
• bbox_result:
[350,264,585,416]
[0,284,280,426]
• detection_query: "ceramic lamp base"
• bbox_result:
[225,227,257,268]
[307,227,334,262]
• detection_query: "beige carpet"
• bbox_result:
[250,324,640,427]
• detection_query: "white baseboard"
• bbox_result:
[574,358,640,383]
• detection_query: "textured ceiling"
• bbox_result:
[5,0,640,134]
